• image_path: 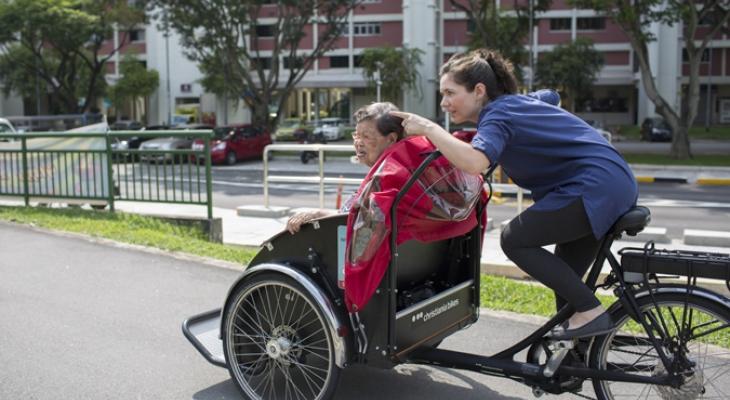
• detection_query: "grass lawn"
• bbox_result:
[0,206,258,265]
[618,125,730,140]
[622,153,730,166]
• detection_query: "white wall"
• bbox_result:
[638,16,681,123]
[402,0,439,120]
[146,21,201,125]
[0,91,24,117]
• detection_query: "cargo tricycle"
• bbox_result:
[184,152,730,399]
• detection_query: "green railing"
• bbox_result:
[0,130,214,219]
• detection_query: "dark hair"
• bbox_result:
[353,102,404,140]
[440,48,518,101]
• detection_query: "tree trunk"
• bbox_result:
[670,125,692,159]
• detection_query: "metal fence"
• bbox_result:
[0,130,214,219]
[261,143,529,213]
[263,143,361,208]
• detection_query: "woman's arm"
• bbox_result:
[286,209,335,234]
[389,111,490,175]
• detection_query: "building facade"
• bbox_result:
[3,1,729,129]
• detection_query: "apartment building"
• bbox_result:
[5,1,728,129]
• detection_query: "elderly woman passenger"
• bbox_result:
[286,102,404,234]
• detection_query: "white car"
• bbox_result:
[313,118,349,141]
[0,118,18,142]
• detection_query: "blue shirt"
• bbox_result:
[471,91,638,238]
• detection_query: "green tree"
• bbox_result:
[535,37,604,112]
[108,56,160,122]
[359,47,423,104]
[450,0,552,82]
[572,0,730,159]
[150,0,360,132]
[0,0,146,113]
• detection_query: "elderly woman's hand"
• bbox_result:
[389,111,440,137]
[286,209,330,234]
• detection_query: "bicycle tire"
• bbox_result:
[590,292,730,399]
[222,272,342,400]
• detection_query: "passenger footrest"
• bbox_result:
[182,308,226,368]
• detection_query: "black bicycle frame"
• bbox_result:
[388,152,680,388]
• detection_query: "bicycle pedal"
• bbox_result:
[543,340,574,378]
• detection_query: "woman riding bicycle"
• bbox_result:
[392,48,638,340]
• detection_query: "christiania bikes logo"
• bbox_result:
[411,299,460,324]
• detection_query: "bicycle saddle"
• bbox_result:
[610,206,651,236]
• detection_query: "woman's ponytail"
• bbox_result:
[441,48,518,101]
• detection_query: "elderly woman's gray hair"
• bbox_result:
[353,102,405,140]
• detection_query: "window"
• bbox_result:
[256,24,274,38]
[466,19,476,33]
[577,17,605,31]
[682,48,710,63]
[550,18,571,31]
[338,22,349,35]
[698,14,714,26]
[253,57,272,69]
[353,55,364,67]
[284,56,303,69]
[241,126,257,138]
[128,29,145,42]
[329,56,349,68]
[353,22,381,36]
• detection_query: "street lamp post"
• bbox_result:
[375,61,383,102]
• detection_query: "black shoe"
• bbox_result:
[547,312,615,340]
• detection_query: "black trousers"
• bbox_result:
[500,198,602,312]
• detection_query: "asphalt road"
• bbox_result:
[204,161,730,238]
[0,223,586,400]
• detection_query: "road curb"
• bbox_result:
[696,177,730,186]
[634,176,689,184]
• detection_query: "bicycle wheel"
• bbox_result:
[222,272,341,400]
[590,292,730,399]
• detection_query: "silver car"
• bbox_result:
[138,124,213,162]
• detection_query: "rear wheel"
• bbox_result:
[590,293,730,399]
[222,272,341,400]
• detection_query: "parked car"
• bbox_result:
[110,120,144,131]
[191,124,272,165]
[139,124,213,163]
[313,117,349,141]
[641,117,672,142]
[583,119,613,143]
[274,118,312,141]
[0,117,18,142]
[109,120,146,156]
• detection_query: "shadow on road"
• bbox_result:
[192,364,524,400]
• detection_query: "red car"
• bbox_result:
[191,124,272,165]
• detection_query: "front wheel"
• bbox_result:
[590,292,730,399]
[225,151,237,166]
[222,272,341,400]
